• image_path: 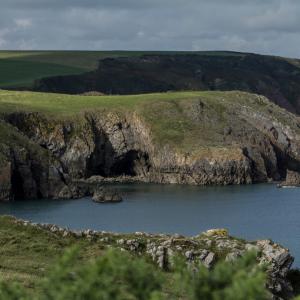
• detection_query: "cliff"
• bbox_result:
[0,90,300,201]
[34,53,300,114]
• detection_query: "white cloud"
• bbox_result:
[14,18,32,29]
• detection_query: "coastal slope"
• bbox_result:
[0,216,294,299]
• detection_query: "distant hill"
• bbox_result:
[2,50,300,113]
[0,50,220,88]
[33,52,300,114]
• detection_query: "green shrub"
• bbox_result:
[173,251,270,300]
[38,248,164,300]
[0,249,273,300]
[0,282,27,300]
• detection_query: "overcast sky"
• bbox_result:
[0,0,300,58]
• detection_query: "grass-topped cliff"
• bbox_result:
[0,89,299,201]
[0,89,298,151]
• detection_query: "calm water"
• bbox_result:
[1,183,300,266]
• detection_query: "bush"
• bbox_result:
[173,251,269,300]
[38,248,164,300]
[0,249,271,300]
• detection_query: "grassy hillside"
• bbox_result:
[0,215,285,299]
[0,215,230,290]
[0,51,110,88]
[0,50,249,89]
[0,50,160,88]
[0,89,297,153]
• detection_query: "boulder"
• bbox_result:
[203,228,228,237]
[203,252,216,268]
[92,187,122,203]
[86,175,104,183]
[57,185,73,199]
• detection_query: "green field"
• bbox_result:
[0,51,127,88]
[0,50,247,89]
[0,51,167,88]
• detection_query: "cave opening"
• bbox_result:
[110,150,150,177]
[271,142,300,180]
[11,169,25,200]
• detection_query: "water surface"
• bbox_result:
[1,183,300,266]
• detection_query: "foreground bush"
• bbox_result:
[0,249,271,300]
[174,251,269,300]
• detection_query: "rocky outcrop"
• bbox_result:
[0,121,69,201]
[278,170,300,188]
[34,53,300,114]
[258,239,294,299]
[12,217,295,299]
[92,187,122,203]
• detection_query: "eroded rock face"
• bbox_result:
[5,112,151,180]
[0,120,70,201]
[257,240,294,299]
[278,170,300,187]
[9,149,68,200]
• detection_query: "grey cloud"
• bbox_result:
[0,0,300,58]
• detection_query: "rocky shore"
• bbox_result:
[12,217,294,299]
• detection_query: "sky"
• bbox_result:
[0,0,300,58]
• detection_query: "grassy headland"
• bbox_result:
[0,89,297,153]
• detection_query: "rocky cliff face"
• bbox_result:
[1,92,300,201]
[0,121,69,201]
[34,53,300,114]
[2,110,254,200]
